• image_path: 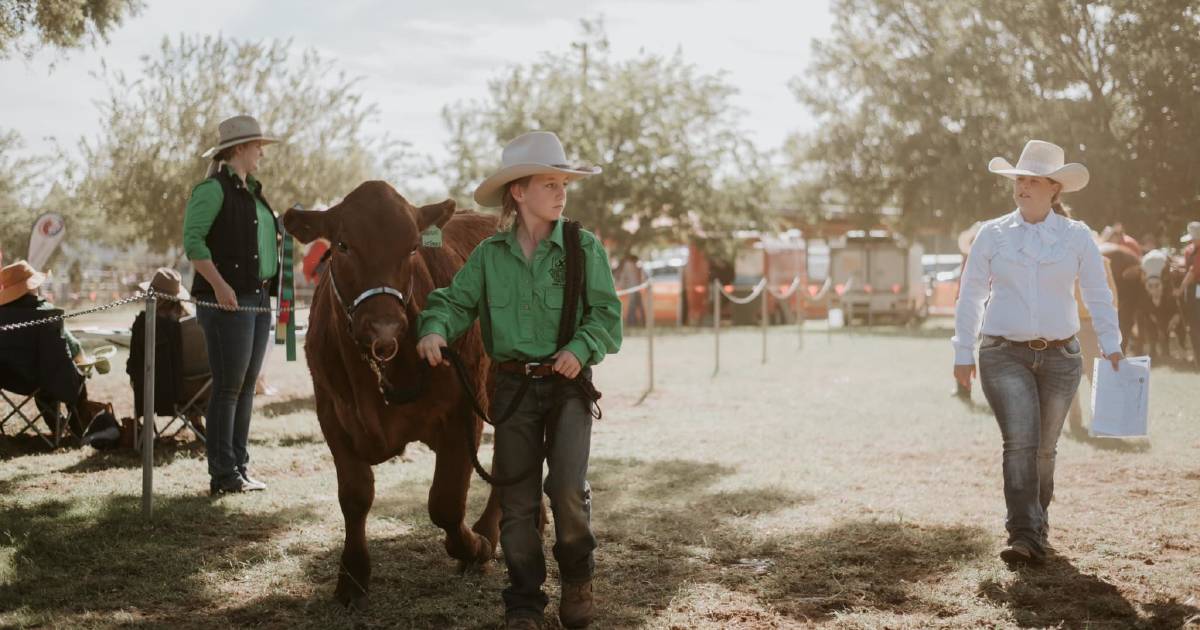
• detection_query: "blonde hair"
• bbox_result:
[499,176,532,230]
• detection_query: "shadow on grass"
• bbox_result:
[260,394,316,418]
[267,456,997,628]
[0,493,317,627]
[57,440,204,473]
[979,554,1200,628]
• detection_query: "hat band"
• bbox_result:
[216,132,267,147]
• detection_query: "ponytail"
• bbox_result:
[1051,194,1072,219]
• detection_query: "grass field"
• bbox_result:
[2,319,1198,629]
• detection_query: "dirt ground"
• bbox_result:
[2,318,1198,628]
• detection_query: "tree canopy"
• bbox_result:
[441,20,773,256]
[78,35,407,251]
[0,0,142,58]
[791,0,1200,240]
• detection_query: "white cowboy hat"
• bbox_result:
[1181,221,1200,244]
[200,115,278,159]
[988,140,1089,193]
[473,131,600,208]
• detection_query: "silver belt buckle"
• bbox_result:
[524,362,544,378]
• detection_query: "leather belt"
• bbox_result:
[496,360,557,379]
[993,336,1074,351]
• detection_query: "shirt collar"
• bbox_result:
[222,164,260,192]
[1007,208,1063,231]
[501,218,566,251]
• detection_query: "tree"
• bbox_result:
[790,0,1200,240]
[441,20,774,257]
[78,35,411,251]
[0,128,42,258]
[0,0,142,58]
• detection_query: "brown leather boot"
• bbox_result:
[559,579,595,628]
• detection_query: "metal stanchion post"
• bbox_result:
[761,288,768,364]
[712,280,721,376]
[646,280,655,394]
[797,290,805,351]
[142,293,156,519]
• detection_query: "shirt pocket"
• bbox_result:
[540,289,565,342]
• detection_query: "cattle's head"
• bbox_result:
[283,181,456,362]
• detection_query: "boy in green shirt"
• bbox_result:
[416,131,621,629]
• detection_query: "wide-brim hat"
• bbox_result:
[473,131,600,208]
[200,115,278,159]
[1182,221,1200,244]
[988,140,1089,193]
[0,260,46,306]
[138,267,190,301]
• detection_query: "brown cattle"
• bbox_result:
[283,182,500,609]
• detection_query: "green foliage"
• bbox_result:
[0,0,142,58]
[0,129,43,259]
[791,0,1200,239]
[78,35,409,251]
[441,20,773,256]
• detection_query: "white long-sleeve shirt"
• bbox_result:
[952,209,1121,365]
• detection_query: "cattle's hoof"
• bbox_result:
[334,588,370,612]
[457,534,494,574]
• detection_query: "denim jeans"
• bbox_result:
[196,292,271,486]
[978,335,1082,557]
[492,369,596,619]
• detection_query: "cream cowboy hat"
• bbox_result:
[473,131,601,208]
[200,115,278,159]
[988,140,1089,193]
[1181,221,1200,244]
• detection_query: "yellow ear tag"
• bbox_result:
[421,226,442,248]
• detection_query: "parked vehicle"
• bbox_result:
[828,230,928,324]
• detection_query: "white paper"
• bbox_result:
[1195,285,1200,299]
[827,308,845,328]
[1089,356,1150,438]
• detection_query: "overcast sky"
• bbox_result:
[1,0,833,183]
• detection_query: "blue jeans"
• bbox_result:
[492,369,596,619]
[196,292,271,485]
[978,335,1082,557]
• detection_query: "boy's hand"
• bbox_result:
[552,350,582,379]
[416,334,449,367]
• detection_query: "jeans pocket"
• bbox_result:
[1059,338,1083,358]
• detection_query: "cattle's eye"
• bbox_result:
[336,241,349,253]
[410,244,419,255]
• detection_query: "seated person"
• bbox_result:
[0,256,111,439]
[127,267,207,436]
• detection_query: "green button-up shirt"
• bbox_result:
[417,219,623,367]
[181,165,279,280]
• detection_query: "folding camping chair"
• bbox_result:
[128,312,210,444]
[0,307,91,447]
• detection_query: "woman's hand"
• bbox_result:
[953,364,976,388]
[215,281,238,311]
[1105,352,1124,371]
[416,334,448,367]
[552,350,582,379]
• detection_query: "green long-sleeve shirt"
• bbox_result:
[181,166,279,279]
[417,219,623,367]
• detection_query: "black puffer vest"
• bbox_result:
[190,167,281,298]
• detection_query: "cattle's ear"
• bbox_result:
[416,199,456,233]
[282,208,330,245]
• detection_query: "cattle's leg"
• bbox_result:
[325,422,375,609]
[429,408,494,571]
